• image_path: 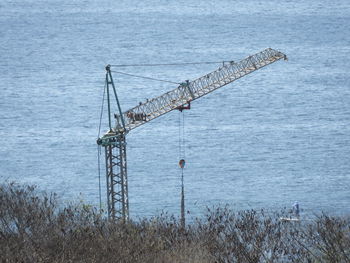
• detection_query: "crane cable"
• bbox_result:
[178,111,186,161]
[111,70,180,85]
[97,80,107,212]
[110,61,234,86]
[110,61,232,67]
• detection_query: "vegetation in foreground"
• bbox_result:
[0,183,349,263]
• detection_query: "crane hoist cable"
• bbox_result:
[97,81,106,212]
[97,145,102,212]
[98,81,106,139]
[178,111,186,163]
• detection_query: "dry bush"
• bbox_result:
[301,214,350,262]
[1,182,349,262]
[193,206,309,262]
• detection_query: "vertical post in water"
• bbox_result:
[180,168,185,228]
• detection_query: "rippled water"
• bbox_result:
[1,0,349,218]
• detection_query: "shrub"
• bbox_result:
[0,182,349,262]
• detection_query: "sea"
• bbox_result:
[0,0,349,219]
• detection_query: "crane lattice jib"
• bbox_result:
[115,48,286,132]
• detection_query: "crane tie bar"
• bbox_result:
[110,61,232,67]
[111,70,181,85]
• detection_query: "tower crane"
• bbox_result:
[97,48,287,221]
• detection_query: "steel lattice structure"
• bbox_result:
[103,133,128,220]
[97,48,287,220]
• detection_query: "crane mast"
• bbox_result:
[97,48,287,220]
[97,66,128,221]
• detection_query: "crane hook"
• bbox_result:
[179,159,186,169]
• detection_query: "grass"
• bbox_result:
[1,182,349,262]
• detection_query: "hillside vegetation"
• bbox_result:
[1,183,349,262]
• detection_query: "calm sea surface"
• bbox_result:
[1,0,349,218]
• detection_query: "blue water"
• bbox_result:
[1,0,349,218]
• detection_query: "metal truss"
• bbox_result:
[114,48,287,132]
[102,132,129,221]
[97,66,129,221]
